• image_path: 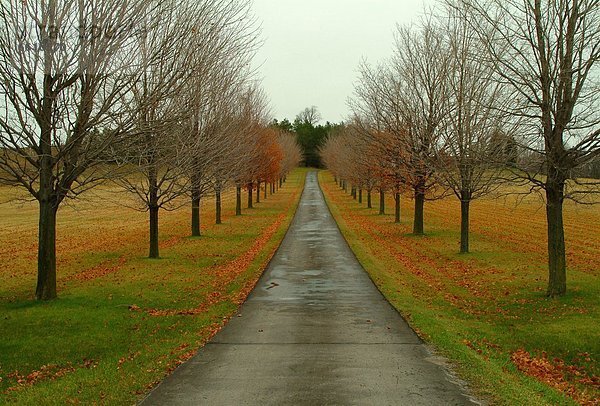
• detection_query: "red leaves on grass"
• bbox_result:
[166,343,196,373]
[117,352,141,370]
[229,213,287,305]
[511,349,599,405]
[4,359,97,393]
[321,173,599,404]
[67,256,127,282]
[140,210,288,318]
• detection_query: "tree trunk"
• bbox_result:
[236,185,242,216]
[352,187,356,199]
[413,185,425,235]
[36,71,57,300]
[247,182,253,208]
[264,182,267,199]
[460,191,471,253]
[358,189,363,203]
[545,173,567,297]
[191,183,201,236]
[36,199,58,300]
[394,192,400,223]
[256,181,260,203]
[149,165,160,258]
[149,204,159,258]
[379,190,385,214]
[280,178,283,187]
[367,189,372,208]
[215,188,222,224]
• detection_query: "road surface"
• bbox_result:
[141,171,476,405]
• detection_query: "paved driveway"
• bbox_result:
[141,171,476,405]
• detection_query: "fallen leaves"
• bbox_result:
[0,172,306,404]
[511,349,599,405]
[136,211,289,318]
[117,352,141,370]
[67,256,127,282]
[4,359,98,393]
[320,171,600,404]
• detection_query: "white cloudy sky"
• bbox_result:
[251,0,433,123]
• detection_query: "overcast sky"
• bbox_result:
[251,0,432,124]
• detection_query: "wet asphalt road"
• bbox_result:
[141,171,476,405]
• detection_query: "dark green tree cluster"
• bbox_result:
[272,106,343,168]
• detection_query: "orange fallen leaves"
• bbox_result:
[511,349,599,406]
[4,359,97,393]
[320,172,599,404]
[117,352,141,370]
[138,211,289,318]
[67,256,127,282]
[0,172,304,404]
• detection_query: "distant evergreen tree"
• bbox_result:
[272,107,343,168]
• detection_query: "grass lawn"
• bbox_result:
[0,168,307,404]
[319,170,599,406]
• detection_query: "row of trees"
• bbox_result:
[322,0,599,297]
[0,0,301,300]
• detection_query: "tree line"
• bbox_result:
[322,0,599,297]
[0,0,301,300]
[272,106,343,168]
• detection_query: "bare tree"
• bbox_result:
[112,0,198,259]
[321,122,379,208]
[371,129,408,223]
[186,0,260,234]
[278,131,302,183]
[390,20,451,234]
[210,88,262,225]
[0,0,151,299]
[351,19,450,235]
[456,0,600,296]
[296,105,322,126]
[231,85,272,210]
[433,6,514,253]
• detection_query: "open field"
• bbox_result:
[319,171,599,405]
[0,169,306,404]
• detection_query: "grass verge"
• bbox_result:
[0,169,307,404]
[319,170,599,406]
